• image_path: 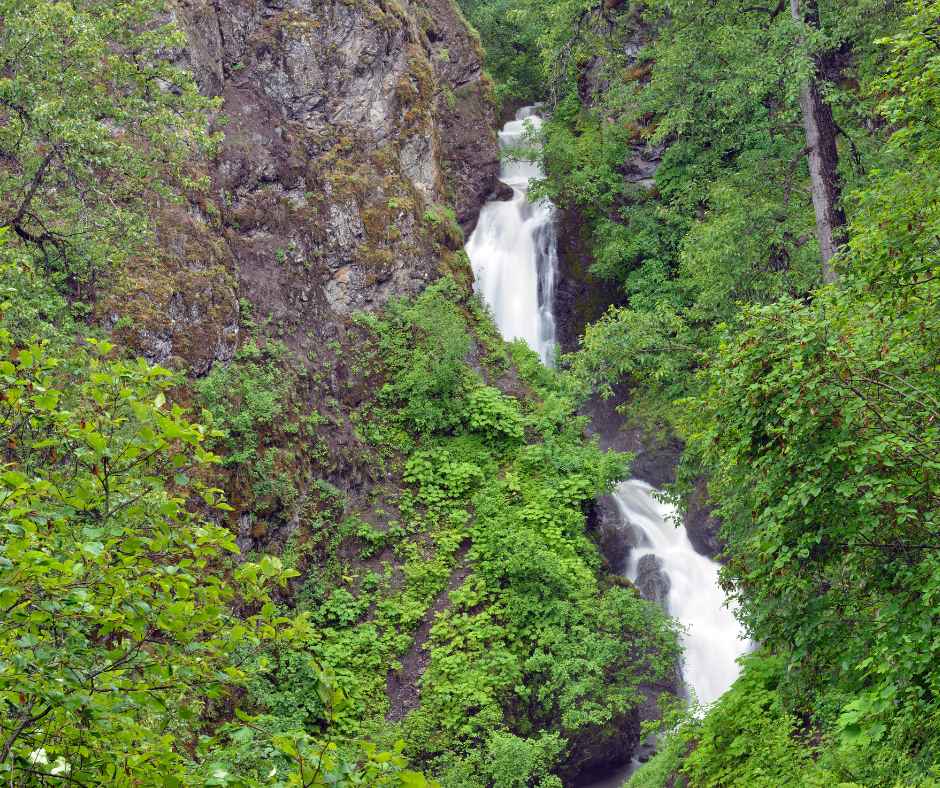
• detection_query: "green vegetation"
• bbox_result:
[195,339,306,514]
[284,280,680,782]
[0,0,217,289]
[0,1,681,777]
[8,0,940,783]
[0,241,438,785]
[455,0,940,784]
[452,0,544,102]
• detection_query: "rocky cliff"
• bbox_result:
[103,0,498,375]
[62,3,691,778]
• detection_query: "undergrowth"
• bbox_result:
[203,279,680,784]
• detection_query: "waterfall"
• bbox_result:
[614,480,748,707]
[465,106,558,364]
[465,108,749,785]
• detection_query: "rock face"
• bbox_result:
[107,0,498,370]
[553,206,625,355]
[419,0,502,233]
[582,384,725,561]
[685,476,724,558]
[589,493,673,606]
[634,554,670,606]
[562,707,641,784]
[590,493,635,575]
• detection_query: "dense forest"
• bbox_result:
[460,0,940,783]
[0,0,938,785]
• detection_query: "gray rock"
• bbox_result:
[623,143,664,189]
[634,554,671,606]
[685,476,724,559]
[143,0,500,369]
[490,180,515,202]
[590,494,637,575]
[560,706,641,784]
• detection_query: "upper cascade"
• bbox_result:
[465,107,558,364]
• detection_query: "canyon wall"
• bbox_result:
[103,0,499,375]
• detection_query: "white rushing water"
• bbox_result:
[613,480,749,707]
[465,106,557,364]
[465,107,748,785]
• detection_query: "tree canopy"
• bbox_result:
[0,0,217,293]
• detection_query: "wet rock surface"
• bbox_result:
[553,205,626,355]
[590,493,637,575]
[561,706,642,784]
[623,143,665,190]
[490,179,515,202]
[581,382,723,560]
[635,554,670,605]
[685,475,724,558]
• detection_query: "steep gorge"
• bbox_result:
[88,0,679,781]
[7,0,940,785]
[465,106,749,787]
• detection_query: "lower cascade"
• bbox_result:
[465,109,750,781]
[613,480,748,707]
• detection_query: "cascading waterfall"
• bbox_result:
[465,106,558,364]
[464,108,749,783]
[614,480,748,707]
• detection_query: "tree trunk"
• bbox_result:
[790,0,845,284]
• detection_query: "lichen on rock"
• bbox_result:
[157,0,500,362]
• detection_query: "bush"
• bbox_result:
[370,279,473,434]
[0,321,296,782]
[466,386,526,443]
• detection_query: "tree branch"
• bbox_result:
[10,147,56,228]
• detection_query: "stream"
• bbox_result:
[464,107,750,785]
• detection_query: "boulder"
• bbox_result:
[590,493,636,574]
[634,554,671,606]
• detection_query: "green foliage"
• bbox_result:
[631,652,940,788]
[0,0,701,783]
[629,655,828,788]
[674,655,816,787]
[423,204,464,249]
[0,231,79,346]
[0,236,437,786]
[522,0,903,423]
[465,385,525,443]
[0,300,299,780]
[405,449,486,509]
[392,324,675,769]
[468,0,940,784]
[289,280,680,784]
[568,301,695,418]
[0,0,218,285]
[454,0,546,101]
[683,272,940,781]
[205,657,439,788]
[363,279,473,434]
[195,340,303,512]
[197,339,289,467]
[437,730,565,787]
[658,5,940,784]
[846,0,940,294]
